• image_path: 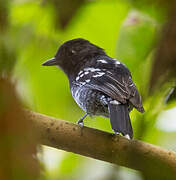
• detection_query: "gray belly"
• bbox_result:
[71,85,109,117]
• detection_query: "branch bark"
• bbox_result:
[25,110,176,179]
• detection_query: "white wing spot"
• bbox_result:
[76,76,80,81]
[85,79,90,83]
[80,74,84,78]
[110,100,120,105]
[84,68,101,72]
[93,72,105,77]
[84,71,89,75]
[78,71,83,75]
[97,59,108,64]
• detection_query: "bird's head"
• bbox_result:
[42,38,105,75]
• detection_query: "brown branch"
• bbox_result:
[25,110,176,179]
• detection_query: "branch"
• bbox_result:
[25,110,176,179]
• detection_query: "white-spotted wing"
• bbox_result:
[74,58,144,112]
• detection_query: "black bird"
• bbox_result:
[42,38,145,139]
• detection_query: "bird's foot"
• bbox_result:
[77,119,84,128]
[124,134,131,140]
[77,113,88,128]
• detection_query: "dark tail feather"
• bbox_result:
[108,103,133,139]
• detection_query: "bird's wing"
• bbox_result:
[85,71,129,103]
[74,63,144,112]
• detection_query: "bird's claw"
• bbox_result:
[114,131,131,139]
[124,134,131,140]
[77,120,84,128]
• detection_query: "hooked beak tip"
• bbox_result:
[42,57,57,66]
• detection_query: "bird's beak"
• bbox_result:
[42,57,57,66]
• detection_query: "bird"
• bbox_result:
[42,38,145,139]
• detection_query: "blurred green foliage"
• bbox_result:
[0,0,176,179]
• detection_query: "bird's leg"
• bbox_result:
[77,113,88,128]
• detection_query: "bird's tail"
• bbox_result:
[108,102,133,139]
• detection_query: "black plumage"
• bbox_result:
[42,38,145,139]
